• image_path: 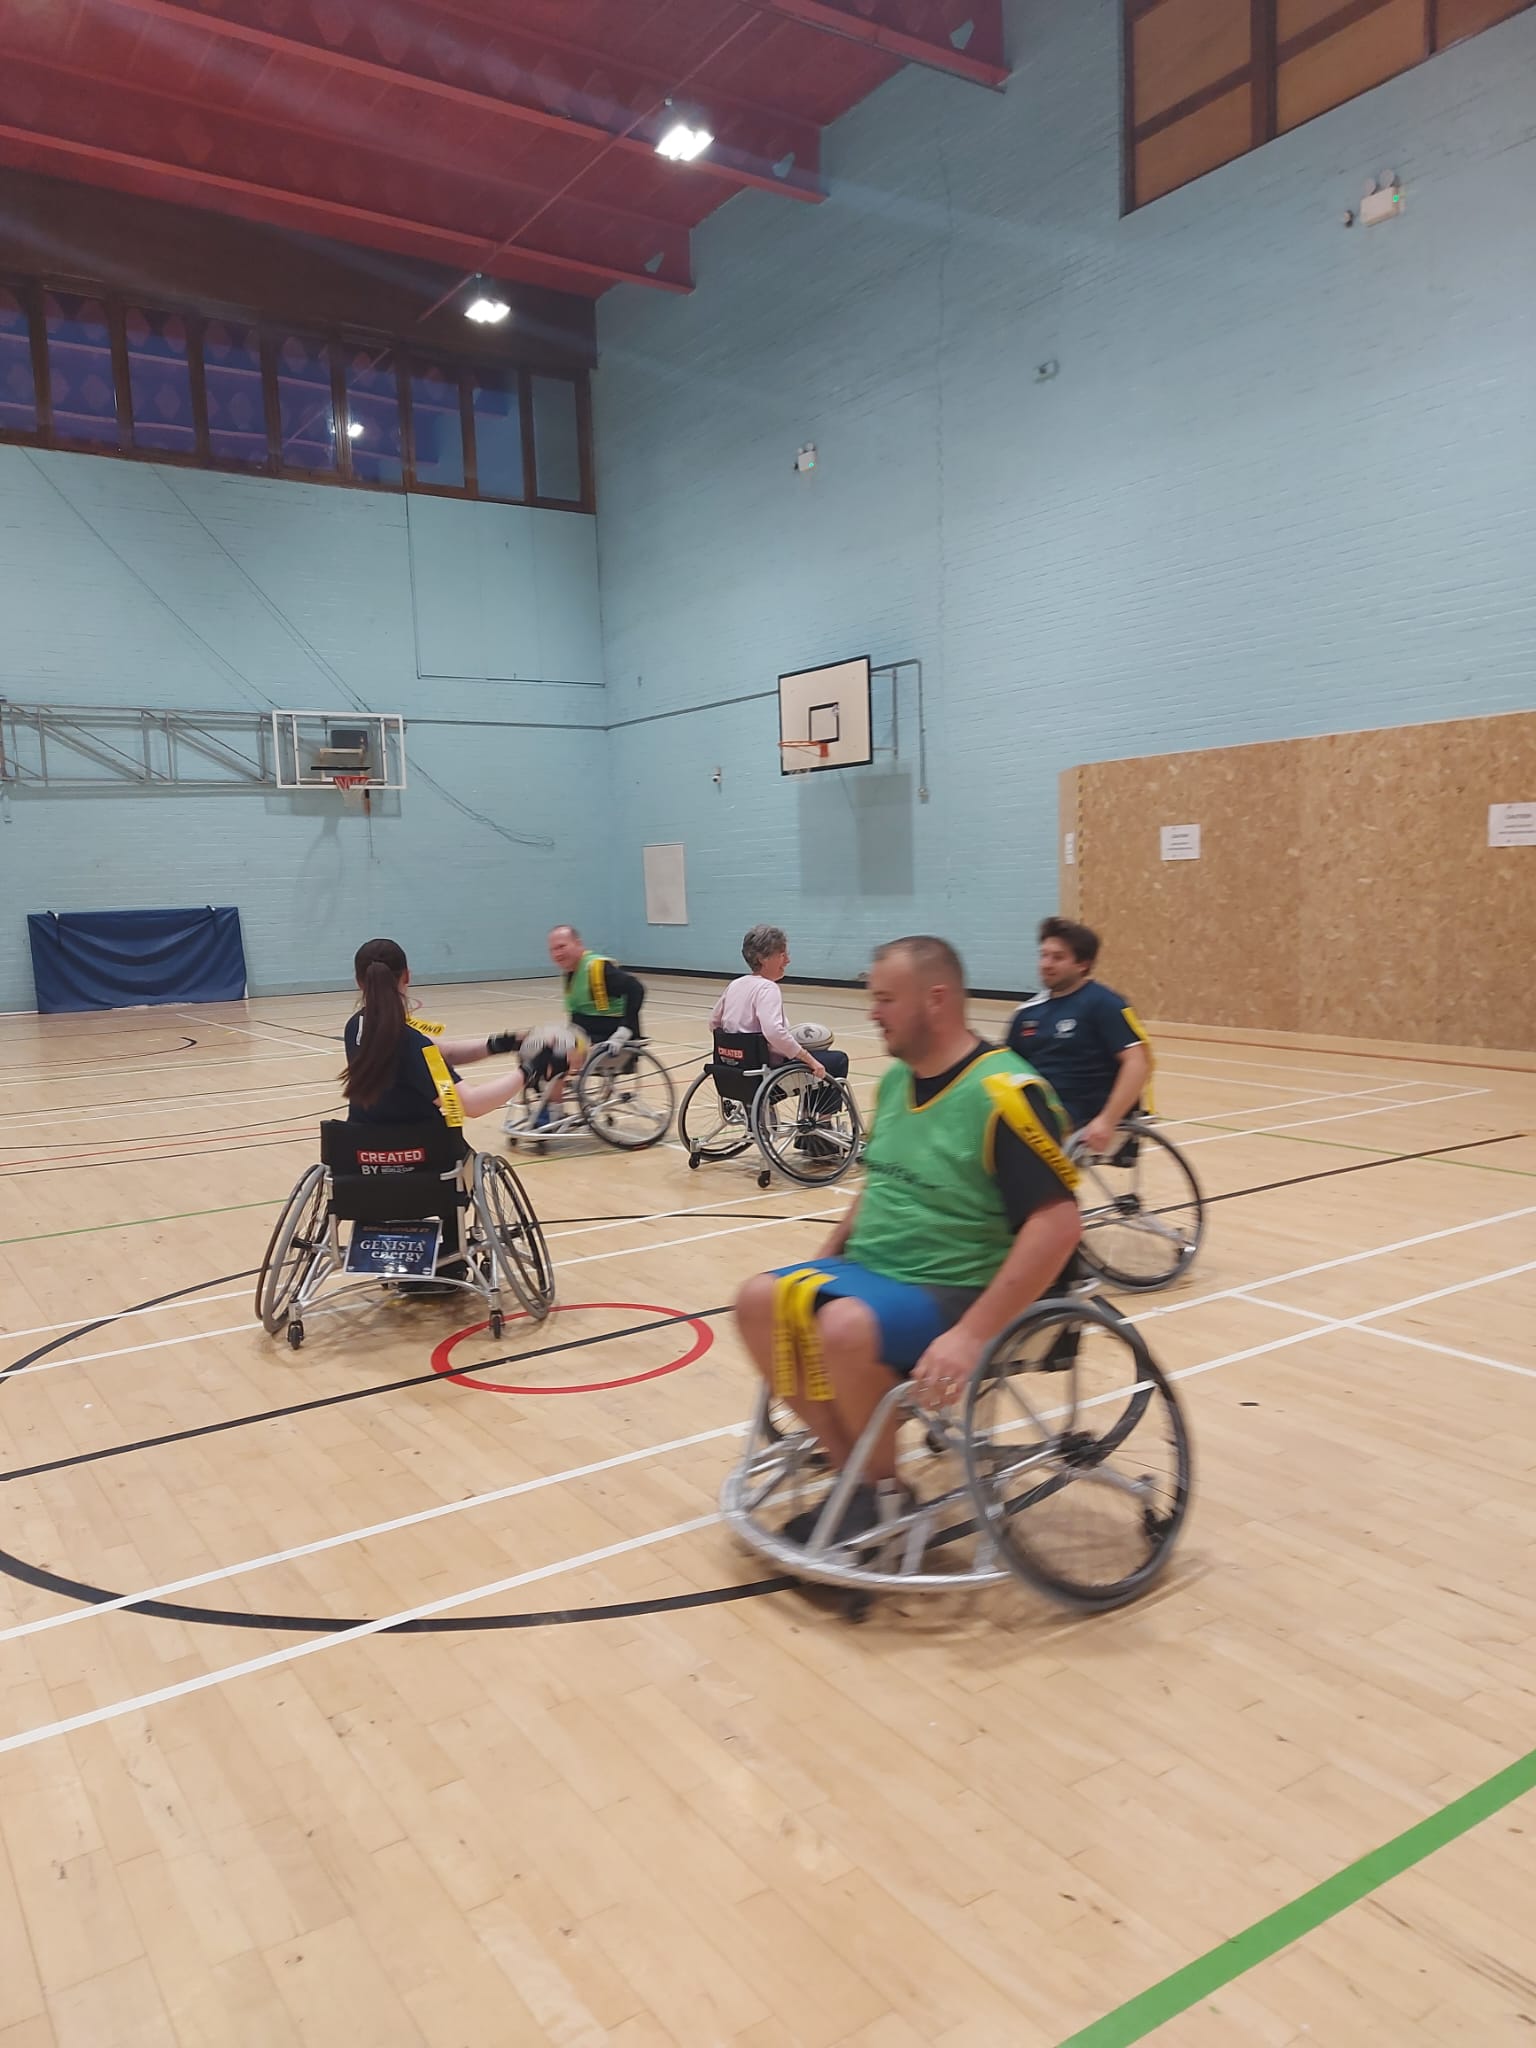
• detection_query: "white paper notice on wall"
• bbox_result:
[1160,823,1201,862]
[1488,802,1536,849]
[643,842,688,925]
[1063,831,1075,867]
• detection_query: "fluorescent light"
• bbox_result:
[465,295,511,325]
[347,420,364,439]
[655,121,713,162]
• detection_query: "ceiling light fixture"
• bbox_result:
[656,120,714,162]
[347,419,365,439]
[465,293,511,324]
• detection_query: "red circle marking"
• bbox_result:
[431,1300,714,1396]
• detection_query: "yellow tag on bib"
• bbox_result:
[422,1043,464,1127]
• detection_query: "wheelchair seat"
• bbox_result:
[320,1118,467,1239]
[708,1029,772,1105]
[257,1118,554,1349]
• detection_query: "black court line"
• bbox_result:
[0,1306,733,1485]
[0,1033,199,1080]
[0,1129,1526,1640]
[1200,1132,1529,1204]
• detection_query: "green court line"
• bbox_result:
[1056,1744,1536,2046]
[0,1196,281,1246]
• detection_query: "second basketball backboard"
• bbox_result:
[778,657,872,774]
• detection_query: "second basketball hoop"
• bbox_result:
[777,656,872,776]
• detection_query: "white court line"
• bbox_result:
[1175,1085,1485,1148]
[32,1049,335,1086]
[0,1421,750,1646]
[8,1198,849,1376]
[0,1511,722,1759]
[173,1009,334,1056]
[0,1184,838,1347]
[1154,1083,1408,1125]
[1,1251,1529,1758]
[1136,1201,1536,1323]
[0,1079,341,1132]
[1238,1283,1536,1382]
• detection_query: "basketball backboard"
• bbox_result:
[778,657,872,774]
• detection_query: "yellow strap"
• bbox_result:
[412,1016,445,1036]
[771,1267,833,1402]
[983,1073,1080,1189]
[1122,1005,1155,1114]
[421,1043,464,1128]
[590,958,609,1012]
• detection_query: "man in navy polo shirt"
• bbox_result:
[1006,917,1152,1155]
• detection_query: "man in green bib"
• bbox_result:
[547,924,647,1047]
[734,935,1082,1544]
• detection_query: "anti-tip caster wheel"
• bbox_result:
[286,1320,304,1350]
[488,1310,505,1339]
[688,1153,700,1171]
[757,1170,772,1189]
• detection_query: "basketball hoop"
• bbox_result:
[331,773,371,809]
[779,739,830,774]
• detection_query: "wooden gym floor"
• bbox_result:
[1,975,1534,2048]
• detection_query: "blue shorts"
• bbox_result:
[769,1258,980,1375]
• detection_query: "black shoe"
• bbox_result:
[782,1480,912,1549]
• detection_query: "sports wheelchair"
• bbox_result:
[677,1029,863,1189]
[722,1282,1191,1618]
[1069,1113,1205,1290]
[256,1119,554,1349]
[503,1032,675,1154]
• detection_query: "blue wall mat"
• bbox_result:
[28,906,247,1011]
[593,0,1536,992]
[0,446,610,1010]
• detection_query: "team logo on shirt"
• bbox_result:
[1055,1018,1077,1035]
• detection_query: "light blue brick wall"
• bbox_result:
[0,445,609,1010]
[594,0,1536,991]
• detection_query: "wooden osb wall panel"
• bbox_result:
[1135,86,1255,203]
[1076,737,1305,1032]
[1133,0,1252,121]
[1438,0,1534,46]
[1278,0,1426,132]
[1066,711,1536,1050]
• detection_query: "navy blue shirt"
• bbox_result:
[1005,982,1146,1130]
[344,1013,460,1126]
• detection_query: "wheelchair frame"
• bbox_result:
[678,1053,864,1190]
[1069,1112,1206,1291]
[503,1035,676,1154]
[256,1131,555,1350]
[722,1291,1191,1617]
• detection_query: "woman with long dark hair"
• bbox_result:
[343,937,526,1126]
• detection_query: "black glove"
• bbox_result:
[486,1031,524,1056]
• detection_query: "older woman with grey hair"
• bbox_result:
[708,925,850,1081]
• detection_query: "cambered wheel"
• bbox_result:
[255,1164,327,1335]
[961,1299,1191,1612]
[677,1069,754,1163]
[751,1067,862,1188]
[1075,1120,1205,1291]
[473,1152,555,1320]
[576,1042,675,1151]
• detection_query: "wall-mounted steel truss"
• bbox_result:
[0,700,276,793]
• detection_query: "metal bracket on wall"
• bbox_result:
[0,700,276,793]
[870,659,929,801]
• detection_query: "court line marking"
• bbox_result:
[0,1420,750,1646]
[171,1009,335,1056]
[0,1080,343,1131]
[1176,1085,1486,1148]
[0,1253,1525,1746]
[0,1511,724,1759]
[0,1185,851,1346]
[6,1200,849,1377]
[1238,1292,1536,1382]
[32,1049,335,1086]
[1054,1747,1536,2046]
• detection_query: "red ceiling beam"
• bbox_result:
[749,0,1010,88]
[0,124,690,296]
[93,0,826,204]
